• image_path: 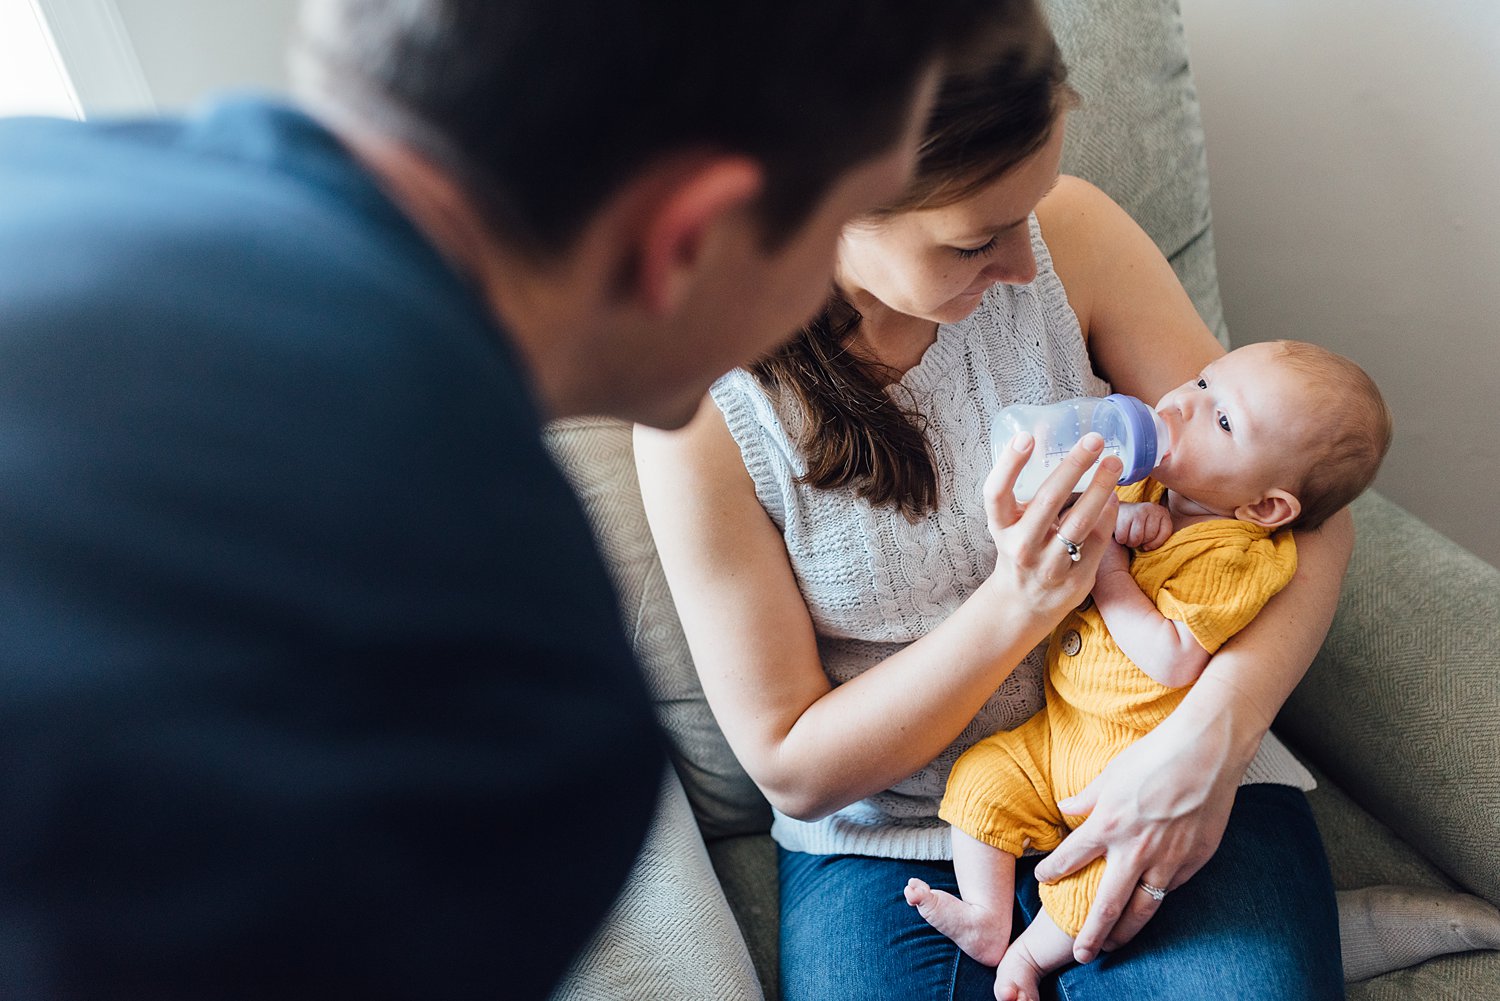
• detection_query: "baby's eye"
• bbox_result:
[1196,378,1207,389]
[1217,413,1233,433]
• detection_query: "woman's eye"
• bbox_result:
[953,238,997,260]
[1196,378,1207,389]
[1217,413,1232,433]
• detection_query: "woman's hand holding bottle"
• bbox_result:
[980,430,1122,618]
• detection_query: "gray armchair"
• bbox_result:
[544,0,1500,997]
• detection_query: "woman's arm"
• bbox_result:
[1039,175,1225,402]
[635,400,1121,821]
[1035,176,1354,961]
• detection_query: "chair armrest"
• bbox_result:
[544,417,771,842]
[1277,491,1500,904]
[550,767,764,1001]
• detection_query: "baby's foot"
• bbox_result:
[1338,884,1500,982]
[904,877,1009,967]
[993,934,1046,1001]
[994,905,1075,1001]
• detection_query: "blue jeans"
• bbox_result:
[780,784,1342,1000]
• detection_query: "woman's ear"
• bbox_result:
[632,156,764,316]
[1235,488,1301,530]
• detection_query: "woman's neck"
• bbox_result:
[841,285,939,379]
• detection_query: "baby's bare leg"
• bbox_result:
[905,828,1015,967]
[993,906,1075,1001]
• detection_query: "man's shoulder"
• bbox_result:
[0,99,498,385]
[0,98,435,286]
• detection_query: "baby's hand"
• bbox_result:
[1114,501,1174,551]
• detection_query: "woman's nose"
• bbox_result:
[981,232,1037,285]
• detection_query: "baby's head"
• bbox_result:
[1152,340,1392,531]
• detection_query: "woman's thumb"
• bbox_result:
[1058,778,1099,821]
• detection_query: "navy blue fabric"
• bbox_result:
[780,784,1343,1000]
[0,98,663,999]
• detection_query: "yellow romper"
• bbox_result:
[939,479,1297,937]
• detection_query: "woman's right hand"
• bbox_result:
[981,431,1121,617]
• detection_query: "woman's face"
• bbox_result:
[835,115,1067,326]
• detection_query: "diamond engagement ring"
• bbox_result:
[1056,533,1082,562]
[1137,881,1168,902]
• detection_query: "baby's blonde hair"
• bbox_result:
[1272,340,1393,531]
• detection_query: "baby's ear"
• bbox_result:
[1235,489,1300,530]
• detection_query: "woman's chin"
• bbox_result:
[934,289,988,324]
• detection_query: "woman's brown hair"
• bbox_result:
[749,27,1075,519]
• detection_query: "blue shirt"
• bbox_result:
[0,97,662,999]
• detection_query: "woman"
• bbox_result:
[636,25,1349,1000]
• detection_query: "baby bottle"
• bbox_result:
[993,393,1170,501]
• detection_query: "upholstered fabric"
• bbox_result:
[1303,764,1500,998]
[550,769,764,1001]
[1047,0,1228,345]
[1279,490,1500,906]
[706,835,780,1001]
[544,416,770,843]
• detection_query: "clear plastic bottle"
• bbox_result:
[993,393,1170,501]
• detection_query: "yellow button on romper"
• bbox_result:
[939,479,1298,936]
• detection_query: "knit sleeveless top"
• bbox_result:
[710,216,1313,860]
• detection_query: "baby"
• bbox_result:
[907,340,1393,999]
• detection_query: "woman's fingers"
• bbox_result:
[984,432,1035,530]
[986,431,1121,603]
[1100,870,1175,954]
[1020,433,1104,533]
[1018,435,1118,546]
[1059,463,1121,546]
[1070,855,1161,964]
[1033,812,1103,885]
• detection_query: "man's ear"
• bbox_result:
[1235,488,1301,530]
[633,156,764,316]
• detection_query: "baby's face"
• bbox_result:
[1151,342,1315,518]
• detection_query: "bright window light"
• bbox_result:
[0,0,82,119]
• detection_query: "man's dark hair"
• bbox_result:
[292,0,1048,255]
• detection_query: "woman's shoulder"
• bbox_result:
[635,392,742,483]
[1034,176,1222,398]
[1035,174,1127,240]
[1033,177,1136,327]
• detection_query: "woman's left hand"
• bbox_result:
[1031,704,1245,963]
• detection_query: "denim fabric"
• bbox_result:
[780,784,1342,1001]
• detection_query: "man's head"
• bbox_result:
[293,0,1041,256]
[1152,340,1392,531]
[291,0,1054,427]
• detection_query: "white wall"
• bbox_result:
[0,0,81,118]
[1179,0,1500,568]
[112,0,299,108]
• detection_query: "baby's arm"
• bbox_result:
[1092,541,1209,688]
